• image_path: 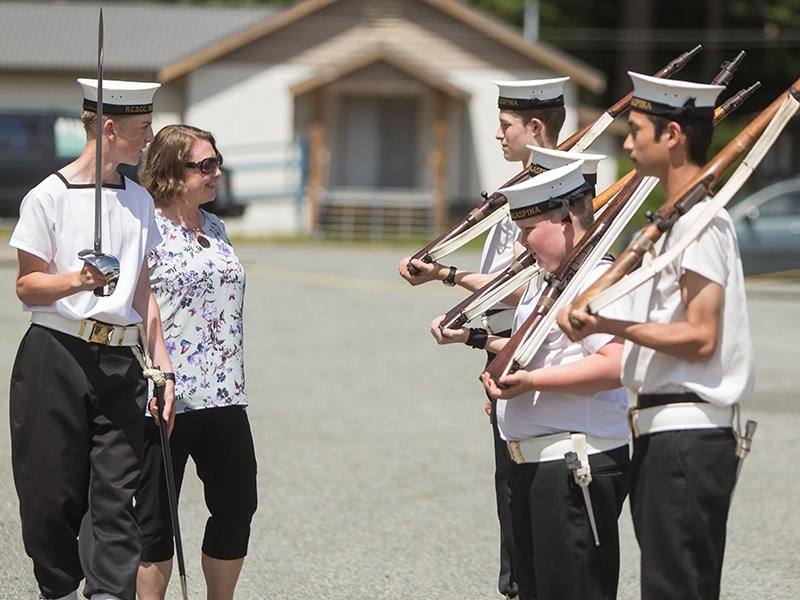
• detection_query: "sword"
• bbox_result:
[78,8,120,297]
[154,378,190,600]
[565,451,600,546]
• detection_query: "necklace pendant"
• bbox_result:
[196,235,211,248]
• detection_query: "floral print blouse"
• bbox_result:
[148,209,247,412]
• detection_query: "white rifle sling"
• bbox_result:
[572,112,615,153]
[513,176,659,369]
[427,204,509,263]
[587,92,800,315]
[461,263,544,325]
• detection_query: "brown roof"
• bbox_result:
[157,0,605,93]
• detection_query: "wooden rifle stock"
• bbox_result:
[570,78,800,318]
[482,78,759,386]
[405,46,702,275]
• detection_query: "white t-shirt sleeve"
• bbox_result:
[144,207,162,255]
[579,261,633,355]
[678,216,728,287]
[10,190,56,263]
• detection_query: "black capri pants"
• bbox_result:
[136,405,258,562]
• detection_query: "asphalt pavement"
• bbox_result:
[0,241,798,599]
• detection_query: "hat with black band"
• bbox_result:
[526,145,606,188]
[628,71,724,122]
[499,160,592,222]
[493,77,569,111]
[78,78,161,114]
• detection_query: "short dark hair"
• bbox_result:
[650,114,714,166]
[510,105,567,147]
[80,109,135,139]
[569,189,595,230]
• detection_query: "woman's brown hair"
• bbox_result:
[140,124,220,204]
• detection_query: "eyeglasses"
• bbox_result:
[184,154,223,175]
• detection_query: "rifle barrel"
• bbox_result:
[405,47,703,273]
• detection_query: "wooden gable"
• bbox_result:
[159,0,604,94]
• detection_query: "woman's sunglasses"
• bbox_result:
[185,154,223,175]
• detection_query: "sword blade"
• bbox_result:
[94,8,104,254]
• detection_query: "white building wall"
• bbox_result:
[184,63,316,236]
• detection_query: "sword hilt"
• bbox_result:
[78,249,120,297]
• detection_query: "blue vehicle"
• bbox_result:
[0,111,84,217]
[730,178,800,276]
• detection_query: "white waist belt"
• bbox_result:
[507,432,628,464]
[629,402,734,438]
[482,309,514,335]
[31,312,140,347]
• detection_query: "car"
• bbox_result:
[0,111,84,217]
[1,111,245,219]
[729,178,800,276]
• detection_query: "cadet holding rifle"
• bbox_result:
[558,74,756,600]
[399,78,572,600]
[432,159,632,600]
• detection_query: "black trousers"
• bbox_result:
[10,325,147,600]
[486,346,518,598]
[510,445,630,600]
[631,428,737,600]
[137,405,258,562]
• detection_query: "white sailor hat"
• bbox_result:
[526,145,606,186]
[493,77,569,110]
[499,160,591,221]
[78,78,161,115]
[628,71,723,122]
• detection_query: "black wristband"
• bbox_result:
[443,265,457,287]
[466,327,488,350]
[163,372,176,382]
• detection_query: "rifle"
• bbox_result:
[482,81,761,387]
[440,78,757,335]
[568,80,800,320]
[406,45,702,275]
[438,169,635,331]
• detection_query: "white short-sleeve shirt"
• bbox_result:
[479,215,520,276]
[10,173,161,325]
[621,201,754,407]
[479,215,521,316]
[497,260,631,441]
